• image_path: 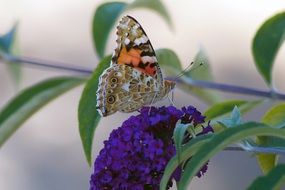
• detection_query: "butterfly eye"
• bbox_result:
[107,95,116,104]
[110,77,118,83]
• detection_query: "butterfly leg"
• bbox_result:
[148,92,158,115]
[167,91,175,106]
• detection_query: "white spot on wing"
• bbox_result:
[131,28,138,36]
[121,83,130,92]
[134,35,148,45]
[130,70,140,78]
[134,24,139,29]
[141,56,157,64]
[116,72,122,77]
[124,38,130,45]
[131,24,140,36]
[119,18,130,30]
[144,76,152,83]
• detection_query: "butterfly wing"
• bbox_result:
[96,64,160,116]
[96,16,175,117]
[111,15,164,86]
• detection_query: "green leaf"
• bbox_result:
[257,103,285,174]
[217,107,256,150]
[0,23,17,53]
[78,55,111,165]
[262,103,285,128]
[252,11,285,86]
[127,0,173,28]
[256,154,278,176]
[204,99,262,121]
[173,122,191,164]
[205,99,262,132]
[247,164,285,190]
[92,2,127,58]
[0,77,85,147]
[218,106,242,128]
[0,23,22,87]
[231,106,242,124]
[182,49,220,104]
[179,122,285,189]
[160,134,213,190]
[156,48,182,76]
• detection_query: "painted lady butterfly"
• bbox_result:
[96,15,175,116]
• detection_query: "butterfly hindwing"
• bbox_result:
[96,64,160,116]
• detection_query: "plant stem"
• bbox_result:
[1,52,285,100]
[0,52,92,75]
[224,146,285,155]
[178,77,285,99]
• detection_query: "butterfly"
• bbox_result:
[96,15,175,117]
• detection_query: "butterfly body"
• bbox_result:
[96,16,175,117]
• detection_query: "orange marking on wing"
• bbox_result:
[118,47,142,66]
[145,65,156,76]
[117,47,157,76]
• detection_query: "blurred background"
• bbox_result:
[1,0,285,189]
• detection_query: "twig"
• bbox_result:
[1,52,285,100]
[178,77,285,100]
[224,146,285,155]
[0,52,92,75]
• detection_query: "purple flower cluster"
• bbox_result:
[90,106,213,190]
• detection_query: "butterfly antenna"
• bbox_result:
[174,61,204,80]
[174,61,194,80]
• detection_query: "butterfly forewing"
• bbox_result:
[111,15,164,86]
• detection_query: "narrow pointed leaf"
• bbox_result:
[204,99,262,121]
[256,154,278,175]
[231,106,242,124]
[179,122,285,189]
[257,103,285,174]
[252,12,285,85]
[92,2,127,58]
[0,23,22,87]
[173,123,190,163]
[262,103,285,128]
[0,23,17,52]
[0,77,85,146]
[205,99,262,132]
[160,134,213,190]
[78,55,111,165]
[247,164,285,190]
[218,106,242,128]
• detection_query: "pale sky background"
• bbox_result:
[0,0,285,189]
